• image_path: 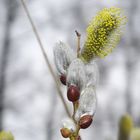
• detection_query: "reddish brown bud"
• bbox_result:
[79,115,93,129]
[60,128,71,138]
[67,85,80,102]
[60,75,66,85]
[76,135,81,140]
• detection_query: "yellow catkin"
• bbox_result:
[0,131,14,140]
[119,115,133,136]
[131,128,140,140]
[80,7,127,62]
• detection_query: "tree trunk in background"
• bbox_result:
[0,0,17,130]
[125,0,138,116]
[125,61,133,115]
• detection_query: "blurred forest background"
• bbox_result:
[0,0,140,140]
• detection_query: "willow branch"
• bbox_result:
[20,0,71,117]
[75,30,81,57]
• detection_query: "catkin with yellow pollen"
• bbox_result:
[80,7,127,62]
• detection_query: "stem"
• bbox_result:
[71,101,80,140]
[20,0,71,117]
[70,136,75,140]
[70,125,80,140]
[69,31,82,140]
[72,101,79,122]
[75,30,81,57]
[75,125,80,136]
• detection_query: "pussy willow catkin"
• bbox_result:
[80,7,126,62]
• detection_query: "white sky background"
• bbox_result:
[0,0,140,140]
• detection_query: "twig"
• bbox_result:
[75,30,81,57]
[20,0,71,117]
[72,101,79,123]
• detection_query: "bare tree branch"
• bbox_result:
[20,0,71,117]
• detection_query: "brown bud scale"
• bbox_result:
[60,128,71,138]
[67,85,80,102]
[76,135,81,140]
[79,115,93,129]
[60,75,66,85]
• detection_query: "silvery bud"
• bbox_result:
[75,86,97,121]
[61,118,76,132]
[67,58,86,91]
[85,61,99,87]
[53,41,76,76]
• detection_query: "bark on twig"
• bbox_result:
[20,0,71,117]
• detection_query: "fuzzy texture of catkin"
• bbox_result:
[75,86,97,121]
[80,7,126,62]
[67,58,86,91]
[85,61,99,87]
[53,41,76,75]
[61,118,76,132]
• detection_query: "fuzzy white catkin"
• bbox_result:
[75,86,97,121]
[53,41,76,75]
[67,58,86,91]
[85,61,99,87]
[61,118,76,132]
